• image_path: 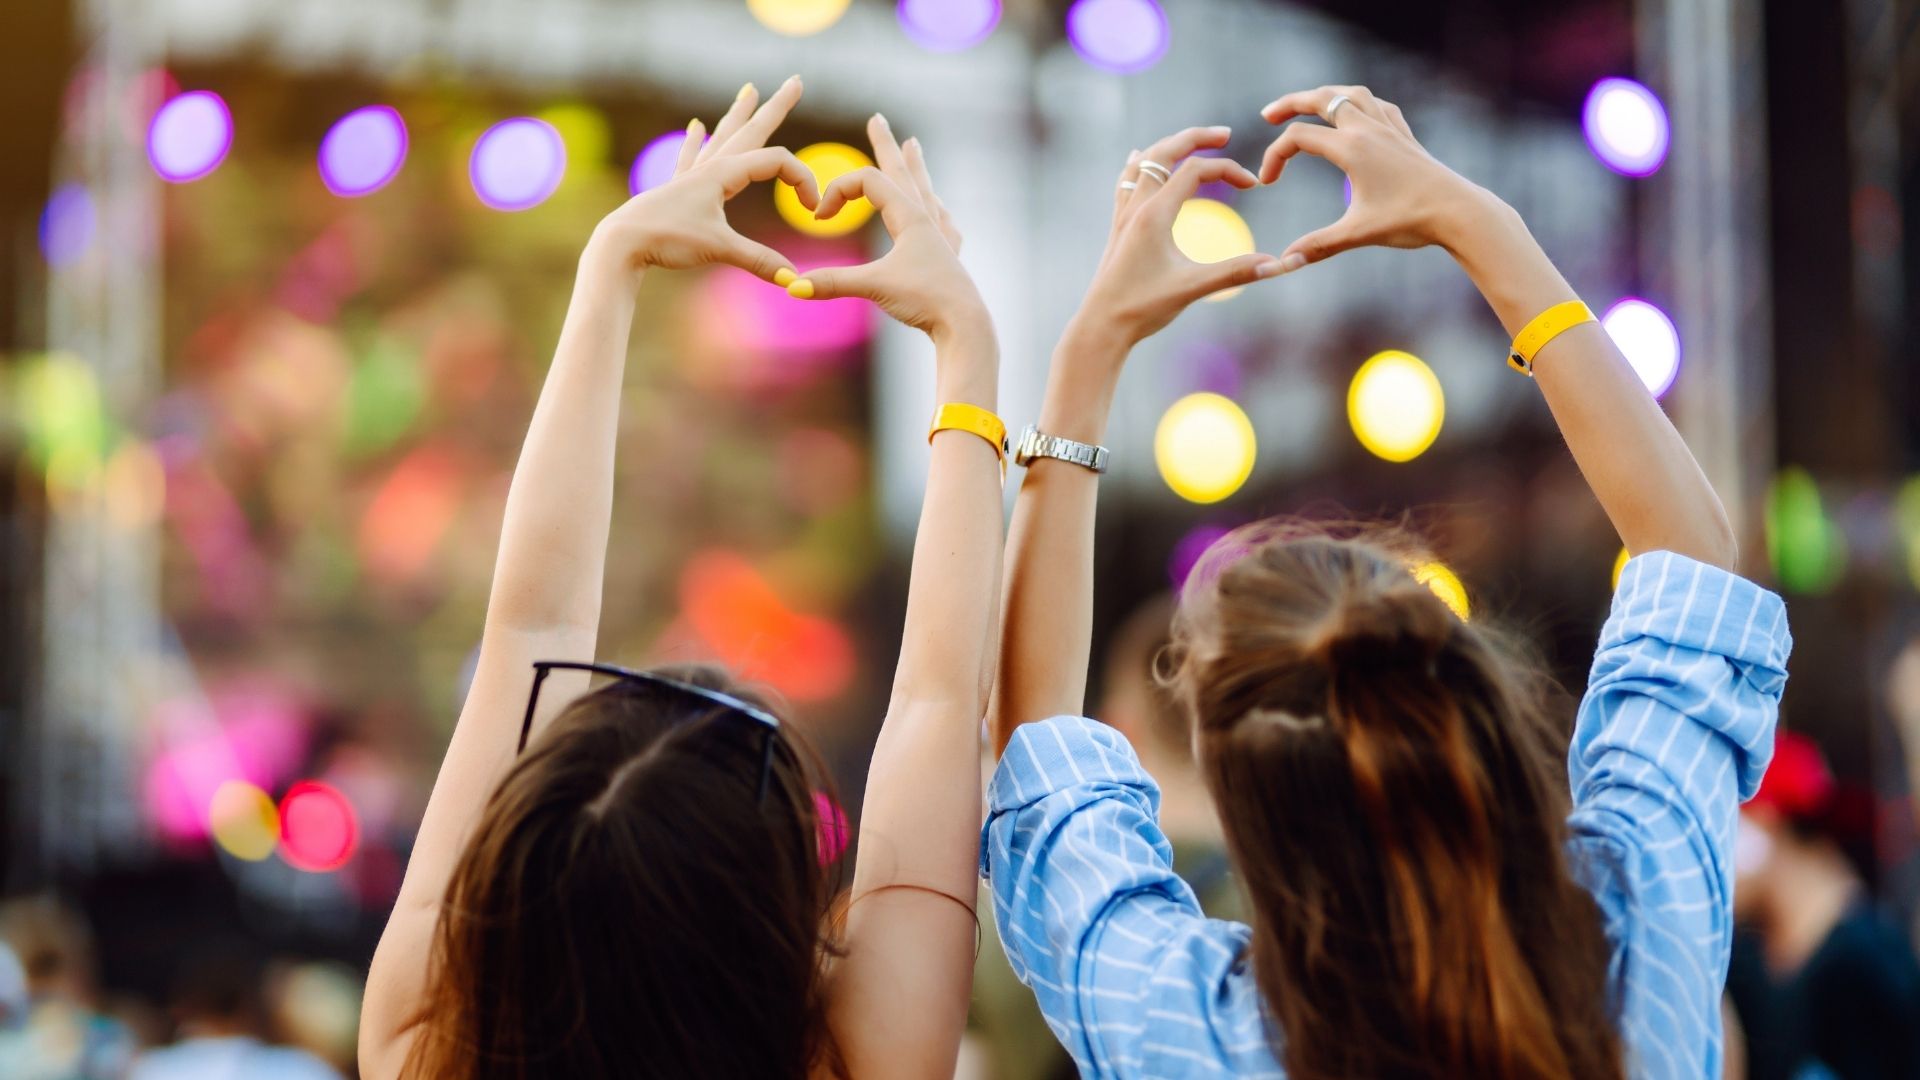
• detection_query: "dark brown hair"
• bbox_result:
[1165,524,1622,1079]
[400,664,844,1079]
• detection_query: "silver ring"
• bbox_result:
[1325,94,1353,123]
[1137,160,1172,184]
[1117,180,1138,191]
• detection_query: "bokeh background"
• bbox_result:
[0,0,1917,1076]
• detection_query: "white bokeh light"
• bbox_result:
[1602,298,1682,398]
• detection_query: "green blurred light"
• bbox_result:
[13,353,110,471]
[1895,475,1920,590]
[342,338,424,458]
[1766,467,1846,594]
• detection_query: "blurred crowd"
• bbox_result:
[0,896,357,1080]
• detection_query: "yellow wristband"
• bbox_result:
[1507,300,1597,377]
[928,402,1008,462]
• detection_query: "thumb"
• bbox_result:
[1179,253,1286,304]
[786,261,884,302]
[1281,213,1363,268]
[723,234,797,285]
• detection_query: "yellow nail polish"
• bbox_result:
[787,279,815,300]
[774,268,798,287]
[737,82,755,101]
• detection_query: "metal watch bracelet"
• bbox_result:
[1011,425,1109,474]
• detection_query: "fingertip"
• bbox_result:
[1254,256,1285,280]
[787,278,816,300]
[737,82,757,103]
[1278,252,1308,274]
[774,268,798,287]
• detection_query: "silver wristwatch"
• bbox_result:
[1012,425,1110,474]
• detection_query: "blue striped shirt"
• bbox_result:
[981,551,1791,1078]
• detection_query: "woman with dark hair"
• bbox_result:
[985,86,1791,1078]
[359,78,1004,1078]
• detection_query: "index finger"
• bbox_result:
[814,166,925,238]
[1144,156,1260,220]
[719,146,820,210]
[1137,125,1234,173]
[1260,86,1373,126]
[716,74,804,156]
[866,113,923,213]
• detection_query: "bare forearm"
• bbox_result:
[486,244,636,634]
[989,322,1125,754]
[887,326,1004,713]
[1443,194,1737,569]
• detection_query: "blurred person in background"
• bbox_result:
[0,939,26,1032]
[265,960,363,1076]
[1101,593,1242,917]
[129,942,338,1080]
[0,896,136,1080]
[986,84,1787,1078]
[1726,731,1920,1079]
[361,78,1005,1079]
[965,595,1243,1080]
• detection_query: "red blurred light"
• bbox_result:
[359,445,466,585]
[679,550,855,702]
[279,780,360,872]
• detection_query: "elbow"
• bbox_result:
[1702,504,1740,573]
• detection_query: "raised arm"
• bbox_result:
[1258,85,1738,571]
[988,128,1281,753]
[785,117,1003,1078]
[359,79,820,1079]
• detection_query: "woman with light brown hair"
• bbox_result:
[986,86,1790,1078]
[359,78,1004,1078]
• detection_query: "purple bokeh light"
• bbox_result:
[1169,523,1233,591]
[319,105,408,197]
[469,118,566,212]
[147,90,233,183]
[629,130,694,196]
[1601,297,1682,398]
[899,0,1001,51]
[39,184,95,266]
[1582,77,1669,177]
[1066,0,1169,74]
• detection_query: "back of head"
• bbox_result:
[1166,524,1621,1079]
[402,665,840,1080]
[0,896,94,1001]
[171,939,264,1034]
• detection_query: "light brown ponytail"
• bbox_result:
[1166,523,1622,1079]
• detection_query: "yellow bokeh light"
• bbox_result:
[777,142,875,237]
[210,780,281,862]
[536,103,610,183]
[1612,546,1631,591]
[1348,350,1445,463]
[104,440,166,530]
[1170,198,1256,302]
[1154,393,1257,504]
[1413,561,1470,621]
[748,0,851,36]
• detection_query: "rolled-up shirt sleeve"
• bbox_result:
[980,717,1279,1078]
[1567,551,1791,1078]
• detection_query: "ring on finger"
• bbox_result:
[1325,94,1353,124]
[1118,180,1139,191]
[1137,160,1172,184]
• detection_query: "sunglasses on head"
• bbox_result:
[520,661,783,803]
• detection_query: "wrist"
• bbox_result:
[933,333,999,410]
[580,226,647,290]
[1035,338,1125,446]
[1432,184,1521,260]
